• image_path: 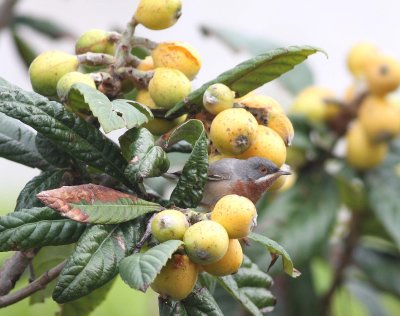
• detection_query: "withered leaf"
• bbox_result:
[37,184,160,224]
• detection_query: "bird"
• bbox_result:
[200,157,290,208]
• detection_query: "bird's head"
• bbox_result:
[239,157,290,183]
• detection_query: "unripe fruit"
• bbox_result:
[56,71,96,101]
[136,89,158,109]
[211,195,257,239]
[152,42,201,80]
[151,209,189,242]
[150,254,198,300]
[347,43,379,79]
[143,115,187,136]
[291,86,336,123]
[135,0,182,30]
[346,121,388,170]
[148,67,191,109]
[29,51,79,96]
[137,56,154,71]
[358,96,400,142]
[183,220,229,265]
[237,125,286,168]
[203,239,243,276]
[365,55,400,96]
[203,83,235,115]
[209,108,258,155]
[75,29,115,55]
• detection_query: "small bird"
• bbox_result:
[200,157,290,208]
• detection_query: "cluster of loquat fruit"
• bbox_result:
[201,84,295,191]
[290,43,400,171]
[150,194,257,300]
[26,0,289,302]
[28,0,196,134]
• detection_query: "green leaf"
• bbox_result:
[13,15,72,39]
[159,283,224,316]
[234,259,273,288]
[257,170,339,265]
[335,165,368,212]
[35,133,73,168]
[119,128,170,182]
[347,280,388,316]
[216,256,276,316]
[159,298,184,316]
[200,25,315,95]
[366,152,400,247]
[37,184,161,224]
[11,30,37,68]
[164,120,208,208]
[248,232,299,278]
[354,245,400,297]
[58,279,115,316]
[119,240,183,292]
[283,264,321,316]
[199,272,217,294]
[0,77,128,181]
[217,276,263,316]
[30,245,75,304]
[167,46,324,116]
[0,113,49,170]
[15,169,68,211]
[180,283,224,316]
[70,84,152,133]
[0,207,86,251]
[53,218,145,303]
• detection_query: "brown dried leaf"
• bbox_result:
[36,184,148,223]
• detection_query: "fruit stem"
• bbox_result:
[114,17,138,69]
[133,213,158,253]
[132,36,158,51]
[117,67,154,89]
[77,52,115,66]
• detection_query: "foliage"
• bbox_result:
[0,28,318,312]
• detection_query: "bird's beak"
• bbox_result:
[278,163,291,176]
[278,169,291,176]
[255,165,291,184]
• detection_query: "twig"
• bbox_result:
[114,17,138,69]
[320,212,363,316]
[0,261,65,308]
[117,67,153,89]
[77,52,115,66]
[132,36,157,51]
[0,249,37,296]
[28,262,36,283]
[133,213,157,253]
[0,0,18,30]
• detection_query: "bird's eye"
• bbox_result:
[259,166,267,173]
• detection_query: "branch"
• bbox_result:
[132,36,157,51]
[114,17,138,69]
[0,0,18,30]
[0,249,37,296]
[77,52,115,66]
[320,211,364,316]
[0,261,65,308]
